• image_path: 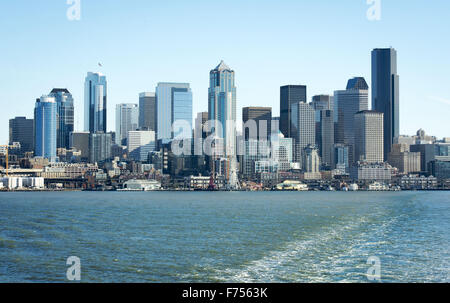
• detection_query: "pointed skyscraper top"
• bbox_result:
[214,60,232,71]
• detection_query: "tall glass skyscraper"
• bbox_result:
[208,61,237,156]
[139,92,157,132]
[372,48,400,160]
[84,72,107,133]
[49,88,74,149]
[115,103,139,146]
[280,85,307,139]
[34,95,57,161]
[156,83,192,141]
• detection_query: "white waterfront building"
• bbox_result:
[121,179,161,191]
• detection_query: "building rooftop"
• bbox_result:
[213,60,232,72]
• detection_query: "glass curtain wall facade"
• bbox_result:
[156,83,192,141]
[34,95,57,161]
[49,88,74,149]
[84,72,107,133]
[372,48,400,160]
[208,61,237,156]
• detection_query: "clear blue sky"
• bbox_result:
[1,0,449,144]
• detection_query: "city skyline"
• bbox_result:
[1,1,450,145]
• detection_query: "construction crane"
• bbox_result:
[0,145,11,177]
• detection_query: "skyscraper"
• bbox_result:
[84,72,107,133]
[115,103,139,146]
[89,132,112,164]
[49,88,74,149]
[139,92,157,132]
[354,110,384,163]
[70,132,90,162]
[127,130,156,162]
[156,83,192,141]
[334,77,369,164]
[280,85,307,138]
[372,48,400,160]
[311,95,333,111]
[9,117,34,154]
[242,107,272,141]
[291,101,315,164]
[303,145,321,173]
[34,95,57,161]
[318,110,334,168]
[208,61,237,156]
[333,144,350,174]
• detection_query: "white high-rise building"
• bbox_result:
[354,110,384,163]
[128,131,156,162]
[116,103,139,146]
[334,77,369,164]
[290,101,315,165]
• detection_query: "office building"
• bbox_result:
[34,95,57,161]
[208,61,237,156]
[84,72,107,133]
[9,117,34,153]
[139,92,157,131]
[334,77,369,163]
[115,103,139,146]
[290,101,315,164]
[49,88,74,149]
[280,85,307,138]
[388,144,421,174]
[333,144,350,174]
[128,130,156,162]
[89,132,112,164]
[372,48,400,159]
[351,162,393,181]
[156,83,192,141]
[312,95,333,111]
[242,107,272,141]
[303,145,320,173]
[317,109,334,168]
[428,160,450,180]
[70,132,90,162]
[354,110,384,163]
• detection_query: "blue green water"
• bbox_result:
[0,191,449,282]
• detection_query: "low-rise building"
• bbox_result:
[185,175,211,190]
[399,175,438,190]
[0,177,44,190]
[351,162,393,181]
[121,179,161,191]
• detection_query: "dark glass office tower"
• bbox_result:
[372,48,400,160]
[242,107,272,140]
[139,92,157,132]
[280,85,307,138]
[9,117,34,153]
[49,88,74,149]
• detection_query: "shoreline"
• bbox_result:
[1,189,449,193]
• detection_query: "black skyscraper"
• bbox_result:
[280,85,307,138]
[9,117,34,154]
[242,107,272,140]
[139,92,157,132]
[372,48,400,160]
